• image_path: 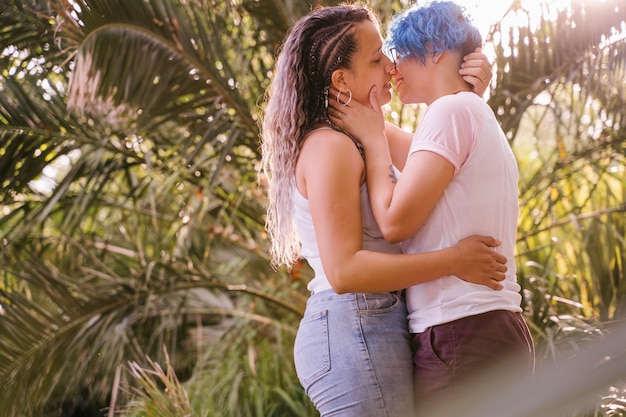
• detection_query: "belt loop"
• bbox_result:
[355,293,367,311]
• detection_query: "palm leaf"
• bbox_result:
[0,2,309,415]
[56,0,261,144]
[0,230,302,415]
[489,0,626,141]
[0,0,67,67]
[4,0,624,415]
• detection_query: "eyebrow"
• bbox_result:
[370,47,383,57]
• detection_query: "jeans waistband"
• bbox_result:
[307,289,404,308]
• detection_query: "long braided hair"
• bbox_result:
[260,4,376,268]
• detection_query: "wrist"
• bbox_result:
[445,245,462,276]
[360,133,388,152]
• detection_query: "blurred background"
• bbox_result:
[1,0,625,416]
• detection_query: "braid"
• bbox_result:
[306,23,361,132]
[259,4,375,268]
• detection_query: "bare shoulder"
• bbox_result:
[300,128,363,163]
[297,128,365,195]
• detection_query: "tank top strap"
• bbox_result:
[302,127,364,160]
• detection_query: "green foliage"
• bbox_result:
[508,27,626,348]
[184,319,315,417]
[121,318,316,417]
[0,0,625,416]
[124,351,195,417]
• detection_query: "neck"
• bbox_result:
[425,50,471,103]
[452,88,471,95]
[425,80,471,105]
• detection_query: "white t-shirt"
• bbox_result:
[403,92,522,334]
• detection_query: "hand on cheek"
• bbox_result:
[327,86,386,146]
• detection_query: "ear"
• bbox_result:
[431,50,445,64]
[330,69,349,91]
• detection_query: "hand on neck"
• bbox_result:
[428,50,471,103]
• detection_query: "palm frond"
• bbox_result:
[184,317,314,417]
[125,350,194,417]
[0,0,66,67]
[489,0,626,140]
[0,231,302,416]
[0,77,84,195]
[55,0,261,144]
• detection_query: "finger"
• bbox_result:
[487,279,504,291]
[326,106,342,117]
[461,56,486,66]
[494,252,507,265]
[327,98,341,112]
[461,55,489,68]
[460,57,492,82]
[328,114,343,126]
[459,65,488,80]
[491,268,506,280]
[476,235,501,248]
[462,76,480,93]
[368,86,380,109]
[460,74,489,93]
[327,108,343,124]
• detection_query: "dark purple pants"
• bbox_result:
[412,310,535,415]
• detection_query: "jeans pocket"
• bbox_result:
[294,309,330,387]
[427,325,454,368]
[359,292,401,315]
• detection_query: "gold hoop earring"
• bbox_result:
[336,89,352,106]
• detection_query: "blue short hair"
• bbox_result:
[385,1,481,64]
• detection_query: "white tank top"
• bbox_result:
[293,183,401,293]
[292,127,401,293]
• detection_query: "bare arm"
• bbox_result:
[327,87,412,242]
[297,129,505,293]
[384,122,412,171]
[377,150,453,243]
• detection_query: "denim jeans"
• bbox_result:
[294,289,415,417]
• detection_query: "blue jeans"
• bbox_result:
[294,290,415,417]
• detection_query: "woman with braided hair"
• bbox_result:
[259,4,497,416]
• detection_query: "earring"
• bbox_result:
[336,89,352,106]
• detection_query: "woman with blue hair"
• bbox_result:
[329,1,535,414]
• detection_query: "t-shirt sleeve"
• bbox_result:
[408,96,478,175]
